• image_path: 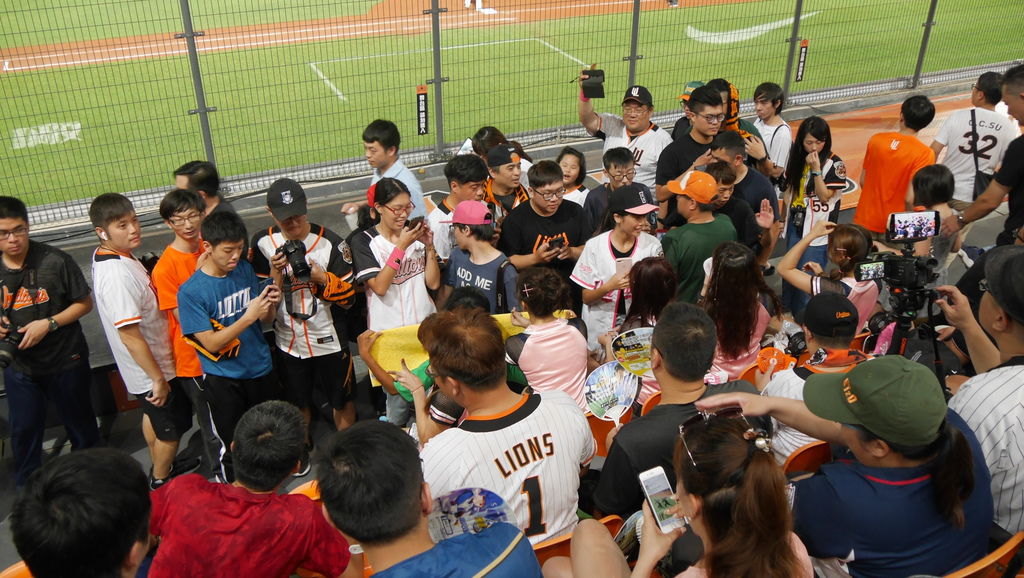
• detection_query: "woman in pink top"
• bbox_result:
[702,243,782,380]
[779,221,879,332]
[544,414,813,578]
[505,268,588,409]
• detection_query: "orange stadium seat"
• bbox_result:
[944,531,1024,578]
[532,515,624,568]
[640,391,661,416]
[289,481,372,578]
[588,410,632,458]
[783,441,832,476]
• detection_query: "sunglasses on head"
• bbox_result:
[678,407,770,468]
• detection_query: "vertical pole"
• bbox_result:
[428,0,447,159]
[911,0,940,88]
[177,0,216,164]
[782,0,804,97]
[626,0,641,86]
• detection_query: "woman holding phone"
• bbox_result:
[571,185,662,351]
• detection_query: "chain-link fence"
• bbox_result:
[1,0,1021,220]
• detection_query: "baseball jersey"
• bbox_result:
[92,248,175,395]
[351,227,436,331]
[855,132,935,233]
[593,114,673,189]
[570,231,663,350]
[483,179,530,224]
[933,108,1019,202]
[562,184,590,207]
[790,154,847,247]
[178,260,273,380]
[425,201,454,261]
[421,392,596,545]
[251,224,355,358]
[152,244,203,378]
[949,358,1024,533]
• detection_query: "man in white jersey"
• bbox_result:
[577,78,672,190]
[251,179,357,473]
[89,193,196,489]
[420,307,595,545]
[931,71,1020,205]
[943,245,1024,533]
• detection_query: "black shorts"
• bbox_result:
[276,348,354,410]
[135,378,194,442]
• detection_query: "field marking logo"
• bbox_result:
[686,12,819,44]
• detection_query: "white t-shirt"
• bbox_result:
[934,107,1020,202]
[593,114,673,190]
[421,391,596,545]
[754,117,793,175]
[949,362,1024,533]
[570,231,663,350]
[351,228,436,331]
[92,248,175,394]
[762,368,819,464]
[426,202,455,261]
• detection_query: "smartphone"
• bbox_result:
[638,466,685,533]
[886,210,939,243]
[547,237,565,250]
[854,259,886,282]
[405,216,425,230]
[615,258,632,278]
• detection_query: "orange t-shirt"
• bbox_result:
[152,244,203,378]
[854,132,935,233]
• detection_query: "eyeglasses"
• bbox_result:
[168,213,203,227]
[533,187,566,201]
[622,104,649,114]
[608,169,636,181]
[380,203,416,217]
[0,226,28,240]
[979,278,990,293]
[677,407,768,468]
[694,113,726,124]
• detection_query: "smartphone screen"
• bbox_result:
[886,210,939,243]
[638,466,684,533]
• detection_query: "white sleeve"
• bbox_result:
[598,113,625,137]
[427,209,451,260]
[95,264,142,329]
[421,432,462,495]
[577,411,597,466]
[769,124,793,168]
[933,114,953,147]
[570,240,602,290]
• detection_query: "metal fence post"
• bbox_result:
[911,0,940,88]
[176,0,217,165]
[782,0,805,97]
[625,0,642,86]
[425,0,448,159]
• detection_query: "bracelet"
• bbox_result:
[386,247,405,271]
[579,89,589,103]
[810,171,822,177]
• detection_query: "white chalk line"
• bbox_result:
[308,38,587,102]
[2,0,630,72]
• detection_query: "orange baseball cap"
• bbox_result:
[666,170,718,205]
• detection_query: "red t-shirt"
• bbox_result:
[854,132,934,233]
[152,244,203,378]
[149,474,350,578]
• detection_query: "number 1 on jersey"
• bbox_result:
[521,476,546,536]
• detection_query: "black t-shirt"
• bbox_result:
[715,196,761,250]
[593,380,768,516]
[656,134,712,228]
[498,200,591,283]
[995,134,1024,245]
[734,167,779,221]
[0,241,91,375]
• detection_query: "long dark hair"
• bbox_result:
[675,417,803,578]
[471,126,533,162]
[856,420,974,528]
[621,257,676,331]
[785,116,833,194]
[703,242,781,358]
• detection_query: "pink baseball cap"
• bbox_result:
[441,200,493,225]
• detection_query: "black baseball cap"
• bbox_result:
[486,144,520,168]
[622,85,653,107]
[803,292,859,339]
[266,178,308,221]
[984,245,1024,325]
[607,184,659,216]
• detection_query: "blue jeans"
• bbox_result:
[6,359,101,487]
[782,221,829,318]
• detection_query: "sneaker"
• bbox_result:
[149,457,201,490]
[293,445,312,478]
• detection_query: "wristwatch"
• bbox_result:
[955,211,967,226]
[47,317,59,332]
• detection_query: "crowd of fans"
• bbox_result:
[3,62,1024,577]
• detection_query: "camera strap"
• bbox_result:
[1,248,42,320]
[282,277,317,321]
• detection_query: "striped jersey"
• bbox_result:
[421,391,596,545]
[351,227,436,331]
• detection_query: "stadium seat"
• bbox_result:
[532,515,624,567]
[289,480,321,501]
[738,362,758,385]
[944,531,1024,578]
[288,482,373,578]
[850,330,871,351]
[640,391,661,416]
[588,411,633,458]
[782,441,832,476]
[0,562,31,578]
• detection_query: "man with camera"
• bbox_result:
[251,178,356,474]
[0,196,100,488]
[942,245,1024,533]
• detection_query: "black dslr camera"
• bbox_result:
[276,239,311,282]
[0,318,23,369]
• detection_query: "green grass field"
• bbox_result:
[1,0,1019,209]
